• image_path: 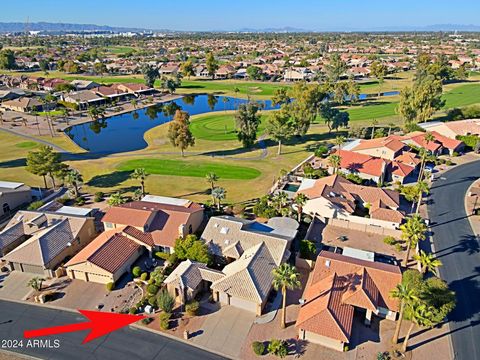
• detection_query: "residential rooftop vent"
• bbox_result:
[325,260,331,267]
[220,227,229,234]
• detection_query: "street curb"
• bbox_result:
[464,180,480,237]
[0,298,231,359]
[130,323,233,360]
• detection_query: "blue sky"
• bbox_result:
[1,0,479,31]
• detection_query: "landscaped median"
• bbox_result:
[117,158,261,180]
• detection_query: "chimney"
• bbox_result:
[178,224,186,238]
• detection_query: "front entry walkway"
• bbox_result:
[191,306,256,359]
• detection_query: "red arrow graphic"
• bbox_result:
[24,310,145,344]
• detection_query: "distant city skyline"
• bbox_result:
[1,0,479,32]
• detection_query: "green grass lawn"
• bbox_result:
[15,141,38,149]
[38,110,64,117]
[346,101,399,122]
[117,159,261,180]
[179,80,289,98]
[443,83,480,108]
[190,113,268,141]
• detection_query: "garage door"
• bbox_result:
[20,263,45,275]
[71,270,87,281]
[229,296,258,313]
[86,272,112,284]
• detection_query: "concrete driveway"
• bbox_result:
[0,271,35,300]
[191,306,255,359]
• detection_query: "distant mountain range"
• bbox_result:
[0,21,479,33]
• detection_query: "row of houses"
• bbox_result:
[306,131,465,186]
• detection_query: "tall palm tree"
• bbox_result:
[417,132,435,182]
[294,193,308,223]
[400,215,427,266]
[328,154,342,174]
[371,119,378,139]
[402,302,435,352]
[272,264,301,329]
[130,168,149,196]
[205,172,219,201]
[212,187,226,210]
[415,181,430,214]
[390,284,418,344]
[414,250,442,275]
[65,169,83,198]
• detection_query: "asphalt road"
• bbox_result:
[427,160,480,360]
[0,300,227,360]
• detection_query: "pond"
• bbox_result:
[65,91,400,155]
[65,95,278,154]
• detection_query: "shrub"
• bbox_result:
[299,240,316,260]
[28,201,44,211]
[74,196,85,206]
[129,307,137,314]
[383,236,396,246]
[185,300,199,316]
[155,252,170,260]
[157,289,175,313]
[452,151,459,157]
[394,243,404,252]
[344,345,349,352]
[147,284,159,295]
[314,145,329,157]
[140,272,148,281]
[267,339,288,358]
[148,296,157,307]
[252,341,265,356]
[106,282,115,291]
[94,191,104,202]
[141,317,153,325]
[345,173,364,185]
[159,312,171,330]
[445,160,453,166]
[132,266,142,278]
[56,197,69,205]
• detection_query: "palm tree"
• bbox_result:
[415,181,430,214]
[294,193,308,223]
[273,191,289,213]
[272,264,301,329]
[371,119,378,139]
[130,168,149,196]
[414,250,442,275]
[205,172,219,201]
[417,132,435,182]
[402,302,435,352]
[387,122,396,136]
[27,277,45,292]
[334,135,346,150]
[107,192,126,206]
[65,169,83,198]
[390,283,418,344]
[328,154,342,174]
[400,215,427,266]
[131,99,138,109]
[212,187,226,210]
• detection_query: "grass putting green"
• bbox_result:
[15,141,38,149]
[117,159,261,180]
[190,113,268,141]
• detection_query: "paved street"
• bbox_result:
[0,300,226,360]
[427,160,480,360]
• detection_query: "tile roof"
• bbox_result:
[164,259,224,290]
[65,229,140,274]
[296,251,402,343]
[102,200,203,248]
[3,219,75,266]
[336,150,387,177]
[0,222,25,252]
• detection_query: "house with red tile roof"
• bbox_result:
[419,119,480,140]
[101,198,204,253]
[296,251,402,351]
[65,197,204,284]
[333,150,389,184]
[298,175,405,229]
